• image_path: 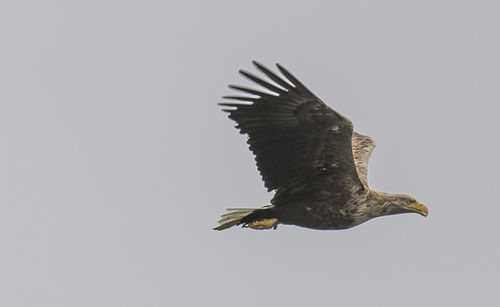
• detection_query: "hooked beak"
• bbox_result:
[407,202,429,217]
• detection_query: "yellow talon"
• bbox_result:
[247,218,279,230]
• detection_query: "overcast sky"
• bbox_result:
[1,1,499,306]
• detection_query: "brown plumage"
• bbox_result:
[214,61,428,231]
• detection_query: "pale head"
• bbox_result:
[382,193,428,217]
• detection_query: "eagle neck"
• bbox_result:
[349,190,393,226]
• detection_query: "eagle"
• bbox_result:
[214,61,428,231]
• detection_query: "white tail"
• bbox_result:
[214,205,279,230]
[213,208,256,230]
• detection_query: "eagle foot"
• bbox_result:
[244,218,279,230]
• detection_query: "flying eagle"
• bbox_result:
[214,61,428,231]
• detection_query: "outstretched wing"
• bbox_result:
[352,132,376,188]
[220,61,365,201]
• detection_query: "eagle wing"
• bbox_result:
[220,61,365,203]
[352,132,376,188]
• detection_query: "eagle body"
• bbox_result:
[214,61,428,231]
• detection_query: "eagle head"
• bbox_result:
[385,194,428,217]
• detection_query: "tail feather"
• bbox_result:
[213,208,256,230]
[213,205,276,230]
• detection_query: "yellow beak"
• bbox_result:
[408,202,429,217]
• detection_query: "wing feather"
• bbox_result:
[352,132,376,188]
[239,70,287,95]
[252,60,293,90]
[220,61,365,205]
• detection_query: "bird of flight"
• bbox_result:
[214,61,428,231]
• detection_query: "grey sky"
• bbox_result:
[1,1,499,306]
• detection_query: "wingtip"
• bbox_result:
[253,60,278,73]
[252,59,264,67]
[238,69,257,81]
[238,69,249,76]
[275,62,287,73]
[218,102,239,108]
[227,84,240,91]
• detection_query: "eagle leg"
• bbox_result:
[244,218,279,230]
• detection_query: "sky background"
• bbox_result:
[1,1,499,306]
